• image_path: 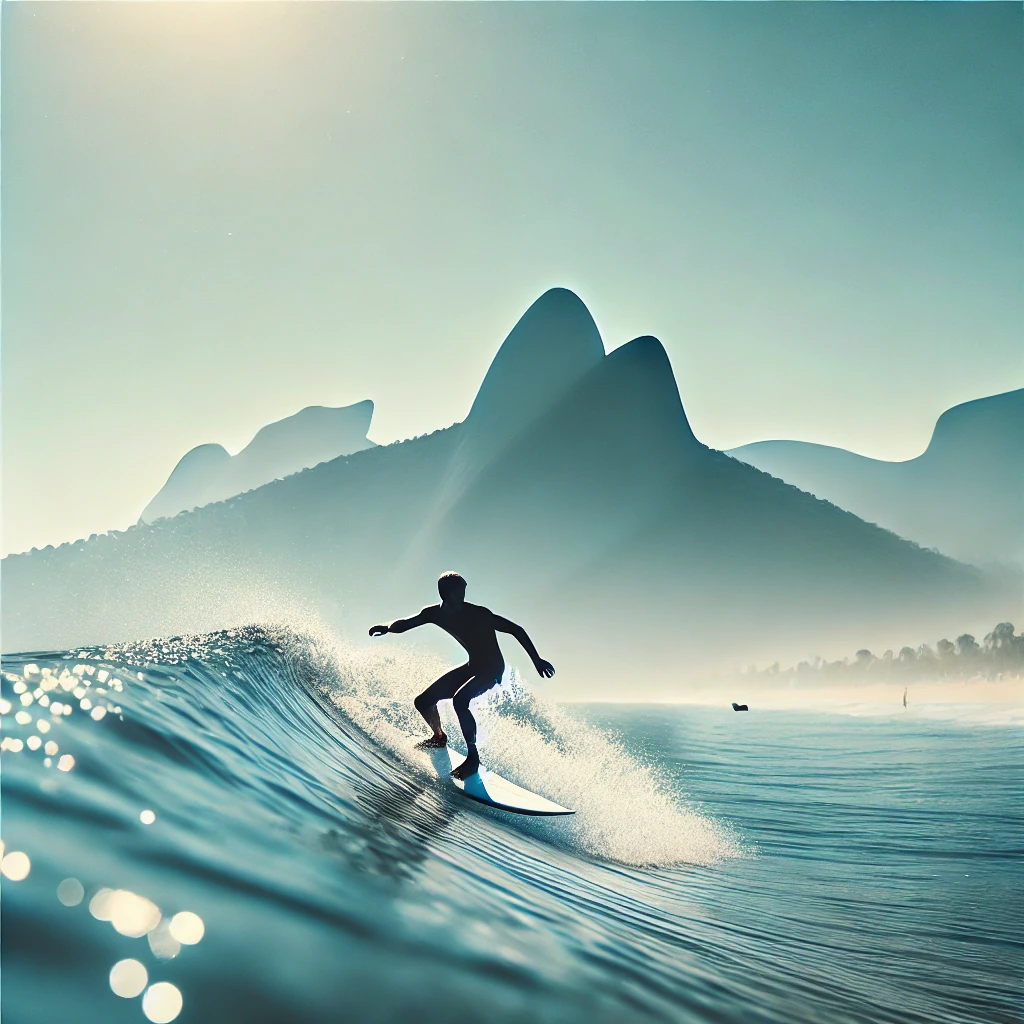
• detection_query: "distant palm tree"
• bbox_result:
[956,634,980,657]
[984,622,1017,652]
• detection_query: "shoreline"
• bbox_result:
[558,678,1024,725]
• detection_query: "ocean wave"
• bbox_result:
[2,626,1019,1024]
[297,629,736,868]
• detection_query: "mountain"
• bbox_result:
[728,389,1024,568]
[141,400,376,522]
[409,288,608,549]
[3,291,1017,693]
[464,287,605,455]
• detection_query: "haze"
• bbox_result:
[3,2,1021,555]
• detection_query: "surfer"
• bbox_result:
[369,572,555,780]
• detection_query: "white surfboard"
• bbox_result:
[426,746,575,816]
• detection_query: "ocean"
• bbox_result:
[2,626,1020,1024]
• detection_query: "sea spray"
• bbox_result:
[67,620,737,865]
[291,628,737,867]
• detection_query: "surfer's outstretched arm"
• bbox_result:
[492,615,555,678]
[368,608,432,636]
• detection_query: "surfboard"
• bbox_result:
[425,746,575,816]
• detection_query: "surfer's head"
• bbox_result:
[437,572,467,604]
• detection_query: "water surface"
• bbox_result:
[2,627,1020,1023]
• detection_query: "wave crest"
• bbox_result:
[291,629,736,867]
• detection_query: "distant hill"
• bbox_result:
[141,401,376,522]
[728,389,1024,568]
[3,291,1017,692]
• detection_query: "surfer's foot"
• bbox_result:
[451,753,480,780]
[416,733,448,749]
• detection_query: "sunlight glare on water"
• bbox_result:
[1,628,1019,1024]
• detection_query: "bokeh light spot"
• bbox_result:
[57,754,75,771]
[140,809,156,825]
[169,911,205,945]
[57,877,85,906]
[1,851,31,881]
[110,958,149,998]
[142,982,183,1023]
[110,891,162,937]
[148,919,181,960]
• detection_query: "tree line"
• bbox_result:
[748,622,1024,683]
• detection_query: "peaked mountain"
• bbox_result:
[3,292,1016,692]
[728,389,1024,568]
[141,400,376,522]
[464,287,605,455]
[409,288,609,550]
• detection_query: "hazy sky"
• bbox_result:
[3,2,1021,555]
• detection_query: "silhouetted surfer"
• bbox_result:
[369,572,555,780]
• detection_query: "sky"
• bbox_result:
[3,2,1021,556]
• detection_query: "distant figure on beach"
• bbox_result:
[903,687,908,708]
[369,573,555,780]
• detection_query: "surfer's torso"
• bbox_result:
[421,601,504,670]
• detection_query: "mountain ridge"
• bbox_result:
[3,292,1017,688]
[728,388,1023,567]
[141,399,377,523]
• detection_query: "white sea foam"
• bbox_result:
[297,630,736,868]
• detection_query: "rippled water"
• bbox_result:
[2,627,1021,1023]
